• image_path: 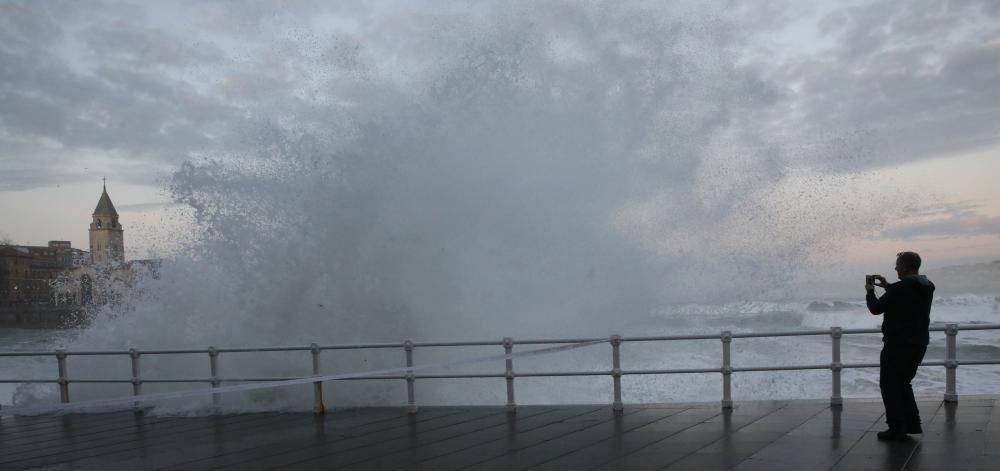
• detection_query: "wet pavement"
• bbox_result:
[1,398,998,470]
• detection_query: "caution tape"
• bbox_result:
[1,338,606,416]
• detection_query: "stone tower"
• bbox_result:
[89,182,124,265]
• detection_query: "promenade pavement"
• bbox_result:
[1,397,998,470]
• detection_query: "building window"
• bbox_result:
[96,219,102,228]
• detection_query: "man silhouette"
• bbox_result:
[866,251,935,441]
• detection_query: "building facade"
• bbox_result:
[0,184,144,306]
[0,242,87,304]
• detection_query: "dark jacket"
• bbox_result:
[866,274,935,346]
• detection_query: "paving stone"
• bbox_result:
[0,397,993,471]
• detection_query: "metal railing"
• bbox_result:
[2,323,999,414]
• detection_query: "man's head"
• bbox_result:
[895,251,921,279]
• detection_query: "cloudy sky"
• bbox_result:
[1,0,999,271]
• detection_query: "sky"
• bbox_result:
[1,0,999,271]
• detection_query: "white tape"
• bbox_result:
[1,339,605,416]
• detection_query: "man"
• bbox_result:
[866,251,935,441]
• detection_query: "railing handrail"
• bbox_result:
[5,323,998,357]
[2,323,999,414]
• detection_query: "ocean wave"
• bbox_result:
[933,294,1000,306]
[805,300,860,312]
[658,293,998,317]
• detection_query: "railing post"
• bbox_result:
[208,346,220,411]
[944,323,958,403]
[721,331,733,409]
[404,339,417,414]
[311,343,325,414]
[830,327,843,406]
[610,334,623,412]
[55,348,70,403]
[129,348,143,413]
[503,337,516,413]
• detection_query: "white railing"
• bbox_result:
[2,323,999,414]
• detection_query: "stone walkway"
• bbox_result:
[1,398,998,470]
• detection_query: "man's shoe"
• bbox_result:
[907,424,923,434]
[876,429,908,441]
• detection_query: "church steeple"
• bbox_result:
[89,179,124,265]
[93,178,118,217]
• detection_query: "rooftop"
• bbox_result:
[93,185,118,216]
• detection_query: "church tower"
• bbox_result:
[89,181,124,265]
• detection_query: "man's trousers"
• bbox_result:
[879,342,928,431]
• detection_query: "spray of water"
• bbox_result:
[14,2,896,411]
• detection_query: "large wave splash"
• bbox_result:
[20,2,895,411]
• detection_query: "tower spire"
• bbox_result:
[89,182,124,265]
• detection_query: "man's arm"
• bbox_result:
[866,286,892,315]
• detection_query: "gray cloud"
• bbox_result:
[746,0,1000,170]
[882,210,1000,240]
[79,25,226,68]
[0,1,254,163]
[878,199,1000,240]
[116,201,179,212]
[1,0,999,193]
[180,0,372,38]
[899,200,984,218]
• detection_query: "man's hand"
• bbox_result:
[873,275,889,288]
